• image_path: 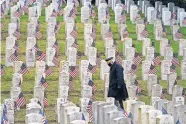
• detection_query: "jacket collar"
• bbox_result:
[110,61,117,70]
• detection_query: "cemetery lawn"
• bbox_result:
[1,5,186,123]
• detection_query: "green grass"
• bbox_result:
[1,5,186,123]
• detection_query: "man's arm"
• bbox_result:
[116,65,124,88]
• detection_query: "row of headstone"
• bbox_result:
[57,61,70,123]
[92,100,131,124]
[2,0,186,27]
[131,0,186,27]
[59,101,88,124]
[91,97,186,124]
[1,60,30,123]
[125,99,186,124]
[57,61,91,124]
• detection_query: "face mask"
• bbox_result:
[108,63,112,67]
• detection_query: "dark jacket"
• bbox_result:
[108,62,128,100]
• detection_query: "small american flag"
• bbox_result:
[172,12,177,19]
[23,0,28,6]
[73,7,78,15]
[88,79,96,93]
[37,20,41,30]
[13,29,21,39]
[160,91,165,99]
[72,0,79,7]
[9,50,19,61]
[90,28,96,39]
[170,64,176,73]
[137,6,142,12]
[134,79,142,93]
[58,5,63,16]
[87,100,93,122]
[157,10,161,18]
[37,51,46,61]
[153,53,161,66]
[87,63,97,74]
[122,4,127,11]
[120,10,126,23]
[54,21,60,33]
[107,27,113,38]
[123,108,128,118]
[44,64,53,76]
[128,64,138,75]
[13,8,22,18]
[44,97,49,107]
[82,113,85,120]
[93,21,97,32]
[148,64,157,74]
[35,27,42,39]
[115,37,120,48]
[128,112,132,119]
[52,40,60,53]
[58,9,64,16]
[135,88,140,99]
[69,66,78,78]
[44,92,49,107]
[16,92,26,108]
[141,26,148,38]
[68,9,76,18]
[33,43,40,52]
[3,104,7,115]
[13,41,20,51]
[106,9,110,20]
[52,53,59,66]
[0,64,5,76]
[91,9,96,19]
[23,4,28,13]
[182,17,186,25]
[123,27,129,38]
[137,86,142,93]
[18,63,29,75]
[39,109,47,124]
[2,111,8,124]
[167,40,171,47]
[133,52,142,66]
[96,54,101,67]
[51,9,58,17]
[1,7,5,18]
[70,26,78,39]
[135,10,141,21]
[40,76,48,89]
[28,0,34,5]
[9,0,14,7]
[72,40,79,49]
[175,29,183,39]
[162,25,166,38]
[162,107,168,114]
[116,53,122,65]
[171,53,180,66]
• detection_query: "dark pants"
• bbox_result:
[114,100,124,109]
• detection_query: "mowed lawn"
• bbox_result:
[1,5,186,123]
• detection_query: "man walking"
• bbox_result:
[105,57,128,109]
